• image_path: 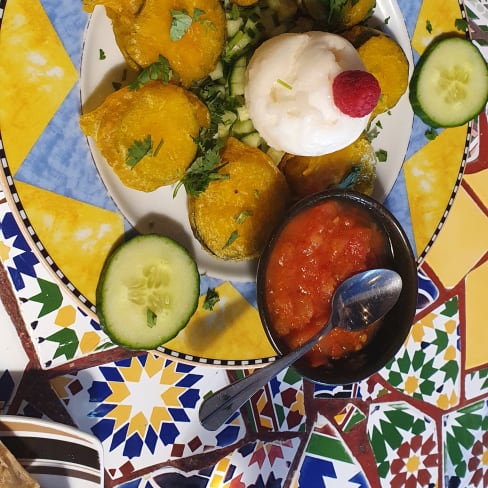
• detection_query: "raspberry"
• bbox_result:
[332,70,381,118]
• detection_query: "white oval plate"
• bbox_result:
[80,1,414,283]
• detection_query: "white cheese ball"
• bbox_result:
[245,32,370,156]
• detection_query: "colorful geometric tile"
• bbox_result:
[425,186,488,289]
[464,256,488,370]
[290,413,370,487]
[416,267,439,312]
[411,0,463,55]
[443,399,488,487]
[313,382,359,399]
[0,299,29,413]
[367,402,439,487]
[404,124,468,258]
[0,207,109,368]
[381,296,461,409]
[165,281,275,361]
[242,367,305,433]
[465,368,488,401]
[14,181,124,304]
[334,403,367,433]
[0,0,78,174]
[50,354,246,479]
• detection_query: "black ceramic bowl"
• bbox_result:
[257,189,418,385]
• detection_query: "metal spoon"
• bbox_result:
[199,268,402,431]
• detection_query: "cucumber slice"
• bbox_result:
[409,36,488,128]
[96,234,199,350]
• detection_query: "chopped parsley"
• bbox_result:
[129,55,173,90]
[202,287,220,311]
[126,135,163,168]
[277,79,293,90]
[375,149,388,162]
[99,48,106,60]
[454,18,468,32]
[170,8,212,42]
[426,19,433,34]
[234,210,253,224]
[425,128,438,140]
[223,230,238,249]
[173,129,228,197]
[146,308,157,328]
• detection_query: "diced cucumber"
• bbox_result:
[217,110,237,138]
[208,61,224,81]
[241,131,263,147]
[226,18,243,38]
[266,146,285,164]
[236,104,250,121]
[230,56,247,96]
[96,234,199,350]
[224,31,253,61]
[232,118,254,135]
[409,36,488,128]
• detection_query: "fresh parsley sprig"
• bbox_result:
[129,55,173,91]
[126,135,163,168]
[173,129,228,197]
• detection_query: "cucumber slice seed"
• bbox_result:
[409,36,488,128]
[96,234,200,350]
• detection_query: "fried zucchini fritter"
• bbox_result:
[189,138,290,260]
[80,81,209,192]
[343,26,409,118]
[84,0,226,86]
[280,135,377,200]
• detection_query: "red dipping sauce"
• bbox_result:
[264,198,391,368]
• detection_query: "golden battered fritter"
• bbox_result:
[83,0,226,86]
[80,81,209,192]
[189,137,290,260]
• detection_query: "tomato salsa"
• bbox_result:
[264,198,392,368]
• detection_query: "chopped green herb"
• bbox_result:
[454,18,468,32]
[328,0,348,25]
[366,124,380,142]
[234,210,253,224]
[146,308,157,328]
[426,19,432,34]
[126,135,153,168]
[223,230,238,249]
[425,128,438,140]
[173,130,228,197]
[99,48,106,60]
[375,149,388,162]
[337,165,361,190]
[129,55,173,90]
[376,120,383,130]
[170,8,212,42]
[153,138,164,157]
[277,79,293,90]
[170,9,194,41]
[202,287,220,311]
[384,16,390,24]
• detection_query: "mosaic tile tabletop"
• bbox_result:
[1,0,488,486]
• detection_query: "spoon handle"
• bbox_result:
[199,324,329,431]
